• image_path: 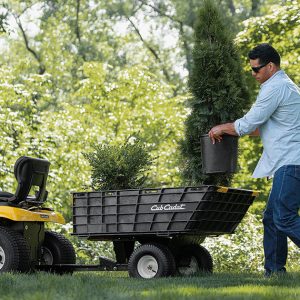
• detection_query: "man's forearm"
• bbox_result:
[218,123,238,136]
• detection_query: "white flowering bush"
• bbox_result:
[203,212,264,272]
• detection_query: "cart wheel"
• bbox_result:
[176,244,213,276]
[0,226,30,273]
[40,231,76,274]
[128,244,171,278]
[153,243,176,277]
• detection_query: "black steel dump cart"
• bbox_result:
[72,185,258,278]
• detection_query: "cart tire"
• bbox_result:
[128,244,170,278]
[0,226,30,273]
[40,231,76,274]
[153,243,176,276]
[176,244,213,276]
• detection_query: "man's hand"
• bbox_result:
[208,122,238,144]
[208,125,224,144]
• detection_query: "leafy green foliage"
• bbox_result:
[181,0,250,186]
[236,1,300,99]
[83,137,154,190]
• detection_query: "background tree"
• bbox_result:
[180,0,250,186]
[101,0,289,95]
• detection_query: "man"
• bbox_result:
[208,43,300,276]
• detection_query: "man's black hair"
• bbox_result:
[248,43,281,66]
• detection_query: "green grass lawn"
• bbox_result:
[1,271,300,300]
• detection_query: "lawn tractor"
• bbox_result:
[0,156,258,278]
[0,156,75,274]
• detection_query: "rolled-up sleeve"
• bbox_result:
[234,85,281,136]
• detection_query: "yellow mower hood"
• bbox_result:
[0,206,65,224]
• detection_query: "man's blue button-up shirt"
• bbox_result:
[234,70,300,178]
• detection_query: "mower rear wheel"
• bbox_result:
[0,226,30,273]
[40,231,76,274]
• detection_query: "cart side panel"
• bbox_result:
[72,186,256,237]
[187,188,255,233]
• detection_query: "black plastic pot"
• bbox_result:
[200,134,238,174]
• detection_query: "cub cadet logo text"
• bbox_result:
[40,214,49,219]
[151,204,186,211]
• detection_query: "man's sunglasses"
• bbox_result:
[251,62,269,73]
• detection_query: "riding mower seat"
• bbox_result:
[0,156,50,207]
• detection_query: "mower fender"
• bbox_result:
[0,207,65,224]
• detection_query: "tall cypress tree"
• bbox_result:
[181,0,250,186]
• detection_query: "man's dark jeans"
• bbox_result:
[263,165,300,273]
